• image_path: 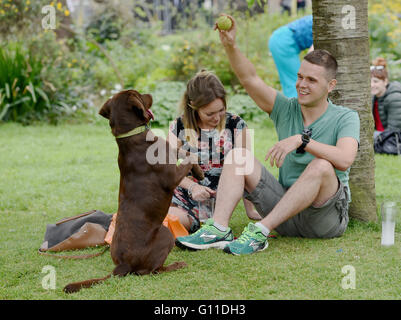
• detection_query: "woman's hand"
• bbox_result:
[189,184,216,202]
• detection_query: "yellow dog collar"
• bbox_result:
[116,125,149,139]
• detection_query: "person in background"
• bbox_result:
[370,57,401,139]
[268,15,313,98]
[297,0,306,13]
[281,0,307,15]
[280,0,292,15]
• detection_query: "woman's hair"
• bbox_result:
[178,70,227,146]
[371,57,389,81]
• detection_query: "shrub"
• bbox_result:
[145,81,186,127]
[227,94,266,123]
[0,31,93,124]
[0,44,52,123]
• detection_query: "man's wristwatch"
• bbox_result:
[296,128,312,154]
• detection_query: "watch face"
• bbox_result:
[302,129,312,140]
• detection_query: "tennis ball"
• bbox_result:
[217,15,232,31]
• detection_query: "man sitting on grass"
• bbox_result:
[175,15,360,255]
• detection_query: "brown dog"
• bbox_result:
[63,90,204,293]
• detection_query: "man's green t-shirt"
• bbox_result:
[270,92,360,201]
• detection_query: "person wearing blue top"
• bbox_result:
[268,15,313,98]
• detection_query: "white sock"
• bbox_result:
[255,222,270,237]
[213,221,228,232]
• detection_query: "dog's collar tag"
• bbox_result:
[116,124,149,139]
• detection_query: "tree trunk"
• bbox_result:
[312,0,377,222]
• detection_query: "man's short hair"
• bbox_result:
[304,49,338,81]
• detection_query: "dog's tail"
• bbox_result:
[63,263,133,294]
[63,274,112,294]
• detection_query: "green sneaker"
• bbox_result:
[223,223,268,255]
[175,219,234,250]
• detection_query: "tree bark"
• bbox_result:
[312,0,377,222]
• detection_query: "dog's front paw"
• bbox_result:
[191,164,204,181]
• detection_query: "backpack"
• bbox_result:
[374,128,401,155]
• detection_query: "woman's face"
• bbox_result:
[197,98,225,129]
[371,76,388,97]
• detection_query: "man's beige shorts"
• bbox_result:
[243,165,349,238]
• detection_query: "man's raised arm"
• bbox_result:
[215,15,277,115]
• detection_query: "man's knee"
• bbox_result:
[306,158,335,178]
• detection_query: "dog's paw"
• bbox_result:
[191,164,204,181]
[158,261,187,273]
[172,261,187,270]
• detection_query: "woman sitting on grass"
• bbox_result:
[371,57,401,139]
[167,70,260,233]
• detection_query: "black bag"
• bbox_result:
[374,128,401,155]
[39,210,113,259]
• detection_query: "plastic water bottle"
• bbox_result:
[381,202,397,246]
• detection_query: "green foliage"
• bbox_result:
[0,31,94,124]
[86,11,121,43]
[0,0,70,36]
[246,0,267,9]
[228,94,266,123]
[147,81,186,127]
[0,44,51,123]
[90,24,173,91]
[369,1,401,81]
[167,31,236,87]
[1,2,401,125]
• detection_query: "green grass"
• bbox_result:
[0,120,400,300]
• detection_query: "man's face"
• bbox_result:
[296,60,336,108]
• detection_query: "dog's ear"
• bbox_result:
[99,99,111,119]
[141,94,153,108]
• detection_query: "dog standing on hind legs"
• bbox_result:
[63,90,204,293]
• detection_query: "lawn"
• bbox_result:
[0,119,400,300]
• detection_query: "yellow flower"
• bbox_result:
[26,0,30,5]
[57,2,62,11]
[64,9,70,16]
